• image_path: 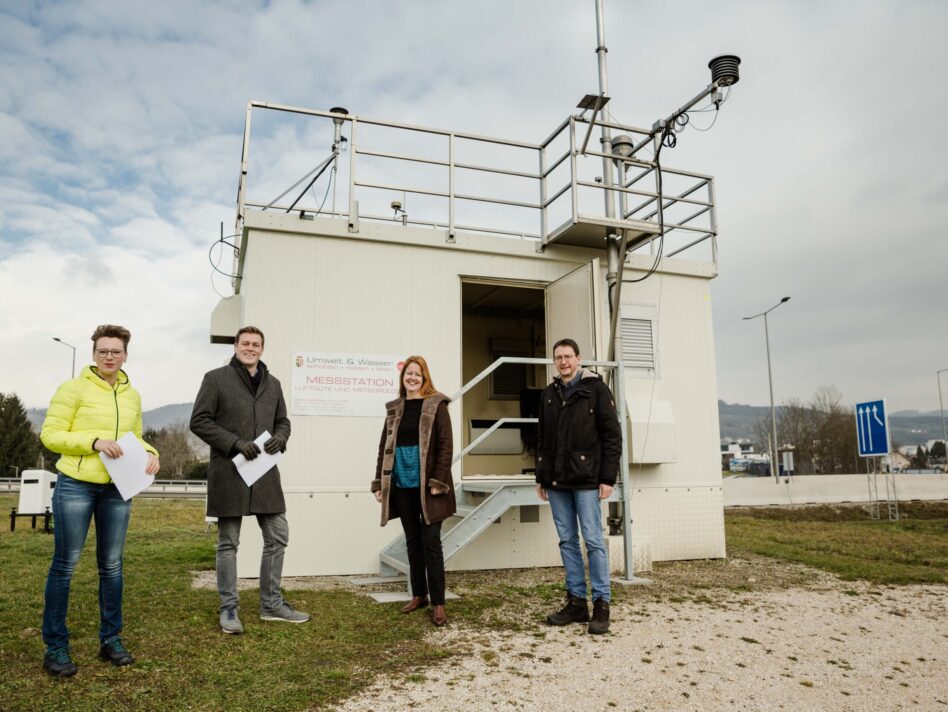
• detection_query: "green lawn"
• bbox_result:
[1,495,945,710]
[726,502,948,584]
[0,497,483,711]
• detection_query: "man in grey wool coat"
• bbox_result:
[190,326,310,634]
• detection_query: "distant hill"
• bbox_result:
[718,400,943,447]
[26,399,943,448]
[27,403,194,431]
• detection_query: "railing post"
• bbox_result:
[538,143,547,253]
[447,132,456,243]
[569,117,578,226]
[347,118,359,233]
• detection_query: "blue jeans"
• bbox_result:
[547,488,611,602]
[42,473,132,651]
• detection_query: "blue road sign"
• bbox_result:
[855,399,890,457]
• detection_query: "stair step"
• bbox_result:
[454,504,476,517]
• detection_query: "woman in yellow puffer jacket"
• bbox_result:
[39,324,159,677]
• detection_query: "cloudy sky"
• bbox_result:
[1,0,946,414]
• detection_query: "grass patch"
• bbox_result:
[0,496,480,711]
[725,503,948,585]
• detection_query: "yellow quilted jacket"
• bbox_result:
[40,366,158,484]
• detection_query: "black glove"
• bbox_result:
[236,440,261,461]
[264,435,286,455]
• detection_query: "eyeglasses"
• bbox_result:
[95,349,125,358]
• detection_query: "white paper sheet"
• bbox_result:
[231,431,284,487]
[99,431,154,501]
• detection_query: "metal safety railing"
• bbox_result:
[233,102,717,265]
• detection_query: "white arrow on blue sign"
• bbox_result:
[855,399,890,457]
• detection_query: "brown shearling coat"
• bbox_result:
[372,393,455,525]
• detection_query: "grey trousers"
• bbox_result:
[216,513,288,613]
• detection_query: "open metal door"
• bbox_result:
[545,258,603,375]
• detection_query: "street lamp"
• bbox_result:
[938,368,948,470]
[52,337,76,378]
[744,297,791,483]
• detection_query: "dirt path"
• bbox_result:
[329,569,947,711]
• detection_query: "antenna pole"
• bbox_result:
[596,0,621,353]
[595,0,616,223]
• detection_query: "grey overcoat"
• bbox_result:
[190,356,290,517]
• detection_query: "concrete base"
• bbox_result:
[349,576,407,585]
[368,590,460,603]
[612,575,652,586]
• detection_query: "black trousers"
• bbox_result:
[391,486,445,605]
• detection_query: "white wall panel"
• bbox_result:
[231,214,725,575]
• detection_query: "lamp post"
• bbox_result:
[744,297,791,483]
[938,368,948,470]
[52,337,76,378]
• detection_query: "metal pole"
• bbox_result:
[52,337,76,379]
[594,0,616,221]
[764,312,779,483]
[743,297,789,484]
[595,1,621,353]
[938,369,948,470]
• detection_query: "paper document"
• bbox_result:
[99,432,154,501]
[231,431,283,487]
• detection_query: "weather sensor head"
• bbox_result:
[708,55,741,87]
[329,106,349,127]
[391,200,402,212]
[610,134,635,158]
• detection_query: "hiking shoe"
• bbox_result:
[546,594,590,626]
[588,598,610,635]
[220,606,244,634]
[43,647,77,677]
[260,602,310,624]
[99,637,134,666]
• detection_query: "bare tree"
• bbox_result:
[143,424,200,478]
[777,398,816,474]
[810,386,859,473]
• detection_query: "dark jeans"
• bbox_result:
[42,473,132,651]
[392,486,445,605]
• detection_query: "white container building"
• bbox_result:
[209,52,740,578]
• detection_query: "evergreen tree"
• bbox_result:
[0,393,41,476]
[930,440,946,461]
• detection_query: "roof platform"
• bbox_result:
[545,214,661,250]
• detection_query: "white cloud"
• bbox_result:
[1,0,946,414]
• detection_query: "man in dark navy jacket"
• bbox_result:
[535,338,621,634]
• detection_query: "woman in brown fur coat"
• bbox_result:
[372,356,455,626]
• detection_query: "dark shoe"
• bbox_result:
[432,604,447,626]
[400,596,429,614]
[546,594,589,625]
[99,637,134,666]
[588,598,611,635]
[43,647,77,677]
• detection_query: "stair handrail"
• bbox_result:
[448,356,619,403]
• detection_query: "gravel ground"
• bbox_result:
[191,558,948,711]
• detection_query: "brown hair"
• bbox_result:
[235,326,265,346]
[91,324,131,351]
[398,355,439,399]
[552,338,580,357]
